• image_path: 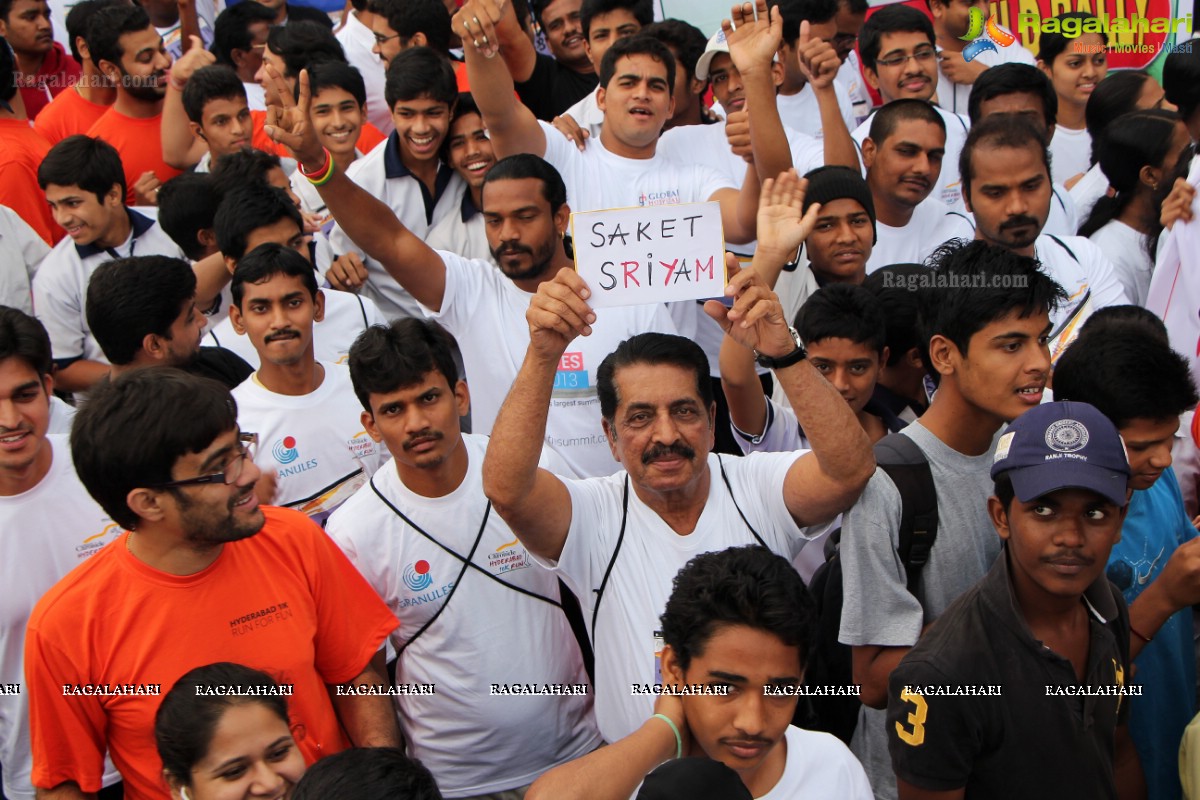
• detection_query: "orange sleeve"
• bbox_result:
[355,122,386,154]
[0,162,59,245]
[455,61,471,92]
[250,110,290,158]
[282,510,398,684]
[25,623,108,793]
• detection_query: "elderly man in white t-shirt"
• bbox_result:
[481,214,877,742]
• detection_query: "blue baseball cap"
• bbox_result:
[991,401,1131,507]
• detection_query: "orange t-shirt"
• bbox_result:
[0,118,60,245]
[25,506,398,800]
[86,108,183,205]
[251,110,387,158]
[34,86,110,146]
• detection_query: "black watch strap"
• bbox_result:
[754,327,807,369]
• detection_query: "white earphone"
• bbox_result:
[180,788,193,800]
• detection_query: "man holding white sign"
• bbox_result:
[263,68,675,478]
[481,178,877,741]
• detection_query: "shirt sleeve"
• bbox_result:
[292,512,399,684]
[420,250,486,333]
[536,476,621,602]
[731,396,806,455]
[886,659,983,792]
[24,627,108,792]
[0,162,56,245]
[1077,238,1132,309]
[31,252,87,363]
[726,451,818,552]
[538,119,579,174]
[838,467,926,646]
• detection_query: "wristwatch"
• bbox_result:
[754,326,807,370]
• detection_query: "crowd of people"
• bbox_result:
[1,0,1200,797]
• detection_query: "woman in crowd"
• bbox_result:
[1039,11,1108,184]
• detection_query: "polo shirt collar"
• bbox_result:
[75,208,155,260]
[461,190,480,222]
[384,130,452,187]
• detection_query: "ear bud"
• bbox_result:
[180,787,193,800]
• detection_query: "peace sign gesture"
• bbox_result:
[262,64,325,171]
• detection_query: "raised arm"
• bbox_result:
[482,268,596,561]
[725,1,792,182]
[457,0,539,82]
[454,4,547,158]
[798,21,859,170]
[162,37,214,169]
[263,67,449,310]
[705,251,874,527]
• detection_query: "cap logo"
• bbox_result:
[1045,420,1088,453]
[715,29,727,43]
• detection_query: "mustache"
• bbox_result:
[494,242,533,258]
[1000,215,1040,231]
[265,329,301,343]
[641,442,696,465]
[403,429,444,451]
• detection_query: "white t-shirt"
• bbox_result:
[1034,233,1130,361]
[424,251,676,477]
[732,395,809,455]
[853,105,969,211]
[1088,219,1152,306]
[1069,162,1109,223]
[756,726,873,799]
[775,82,858,140]
[1048,125,1093,186]
[0,436,123,800]
[865,198,973,273]
[836,51,872,127]
[1044,182,1079,236]
[203,287,386,369]
[46,396,74,435]
[425,201,492,263]
[334,11,393,135]
[244,81,266,112]
[542,451,830,741]
[325,434,601,797]
[232,362,384,522]
[31,210,183,368]
[561,86,606,140]
[0,206,49,315]
[933,33,1036,117]
[329,136,466,319]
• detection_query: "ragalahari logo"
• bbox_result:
[961,6,1016,62]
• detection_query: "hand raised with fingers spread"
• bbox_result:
[703,255,795,355]
[453,0,506,58]
[527,267,597,361]
[723,0,782,73]
[262,65,325,170]
[796,20,840,90]
[755,169,819,260]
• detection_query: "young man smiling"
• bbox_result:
[426,93,497,262]
[886,400,1143,800]
[527,546,872,799]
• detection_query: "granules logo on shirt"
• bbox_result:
[638,190,681,207]
[228,601,295,636]
[488,538,531,575]
[404,560,433,591]
[273,436,300,464]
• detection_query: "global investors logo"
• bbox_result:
[403,560,433,591]
[961,6,1016,62]
[272,436,299,465]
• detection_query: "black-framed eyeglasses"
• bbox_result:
[373,32,402,45]
[152,433,259,489]
[876,48,937,68]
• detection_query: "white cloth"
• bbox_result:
[541,451,830,741]
[424,251,676,477]
[732,395,809,454]
[244,81,266,112]
[561,86,606,140]
[0,206,49,314]
[335,11,393,135]
[1087,219,1152,306]
[757,726,873,799]
[325,434,601,797]
[0,436,123,800]
[933,32,1036,116]
[425,205,492,263]
[865,198,974,273]
[1048,125,1093,185]
[46,396,74,435]
[836,51,872,127]
[203,285,386,368]
[232,362,384,522]
[31,211,183,367]
[1145,155,1200,389]
[1044,182,1079,236]
[775,81,858,140]
[328,137,467,319]
[1069,162,1109,224]
[853,105,970,210]
[1033,233,1131,362]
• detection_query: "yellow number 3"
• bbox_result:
[895,688,928,746]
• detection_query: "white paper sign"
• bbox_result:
[570,201,727,308]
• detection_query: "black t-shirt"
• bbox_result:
[284,3,334,27]
[515,53,597,121]
[886,548,1131,800]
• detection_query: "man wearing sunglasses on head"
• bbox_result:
[23,367,401,800]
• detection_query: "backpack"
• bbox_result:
[794,433,939,744]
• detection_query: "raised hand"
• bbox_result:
[526,267,596,361]
[262,65,325,170]
[704,256,796,356]
[167,35,214,87]
[755,169,819,259]
[796,20,840,90]
[725,108,753,163]
[723,0,782,73]
[453,0,507,59]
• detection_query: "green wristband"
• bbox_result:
[652,713,682,759]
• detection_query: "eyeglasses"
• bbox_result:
[373,32,402,45]
[875,48,937,68]
[152,433,259,489]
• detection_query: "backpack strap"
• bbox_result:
[873,433,939,596]
[591,474,631,639]
[717,454,768,548]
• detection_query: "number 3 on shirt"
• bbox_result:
[895,688,928,746]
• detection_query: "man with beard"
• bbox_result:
[325,319,601,797]
[267,66,676,477]
[229,244,385,522]
[24,368,401,800]
[960,114,1128,362]
[84,3,180,205]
